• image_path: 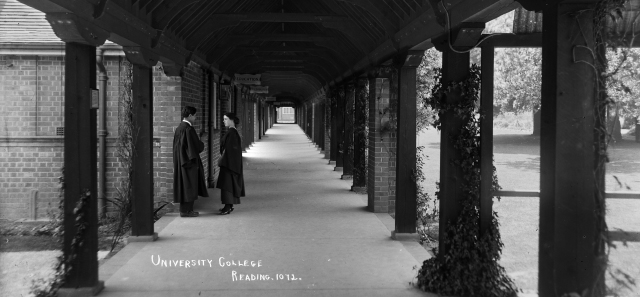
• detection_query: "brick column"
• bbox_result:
[367,67,397,213]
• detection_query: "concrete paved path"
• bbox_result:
[99,124,433,297]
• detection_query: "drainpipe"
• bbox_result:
[207,73,215,188]
[96,48,108,218]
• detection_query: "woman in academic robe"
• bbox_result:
[216,112,245,215]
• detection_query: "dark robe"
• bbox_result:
[173,121,209,203]
[217,127,245,201]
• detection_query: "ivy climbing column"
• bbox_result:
[124,47,158,240]
[342,82,355,180]
[395,50,424,235]
[437,49,470,256]
[47,11,108,294]
[352,77,368,192]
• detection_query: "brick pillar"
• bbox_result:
[367,68,397,213]
[352,77,368,192]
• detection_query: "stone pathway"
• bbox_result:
[97,124,432,297]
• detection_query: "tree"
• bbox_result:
[494,48,542,134]
[416,48,442,131]
[606,48,640,140]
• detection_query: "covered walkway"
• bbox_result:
[98,124,431,297]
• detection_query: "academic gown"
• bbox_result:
[217,127,245,202]
[173,122,209,203]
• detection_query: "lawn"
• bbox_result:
[417,126,640,296]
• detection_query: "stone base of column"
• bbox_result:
[351,186,366,192]
[341,174,353,180]
[58,281,104,297]
[391,231,418,242]
[334,166,343,172]
[126,232,158,243]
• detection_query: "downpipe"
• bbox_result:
[96,48,108,218]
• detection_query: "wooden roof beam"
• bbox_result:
[334,0,398,35]
[205,13,349,22]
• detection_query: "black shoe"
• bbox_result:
[218,206,234,213]
[219,208,233,215]
[180,211,199,217]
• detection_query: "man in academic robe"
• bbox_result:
[173,106,209,217]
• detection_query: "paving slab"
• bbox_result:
[99,124,433,297]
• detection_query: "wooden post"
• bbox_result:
[330,89,338,164]
[319,102,325,151]
[342,82,355,179]
[538,1,604,295]
[45,12,108,294]
[124,47,158,240]
[352,77,368,191]
[395,51,424,235]
[335,86,345,171]
[437,49,470,258]
[61,41,103,294]
[479,46,494,235]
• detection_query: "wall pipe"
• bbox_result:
[207,73,215,188]
[96,48,108,218]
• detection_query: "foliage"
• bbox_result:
[606,48,640,136]
[416,49,442,131]
[351,80,369,189]
[416,65,518,297]
[30,168,92,297]
[494,48,542,114]
[106,59,136,252]
[415,146,438,244]
[592,1,639,295]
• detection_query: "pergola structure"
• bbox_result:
[16,0,639,296]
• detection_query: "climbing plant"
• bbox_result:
[416,65,518,297]
[31,167,92,297]
[590,0,638,294]
[106,59,136,251]
[351,80,369,190]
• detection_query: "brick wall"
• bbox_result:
[0,54,221,219]
[0,55,65,219]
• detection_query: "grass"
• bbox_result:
[417,117,640,296]
[0,219,125,253]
